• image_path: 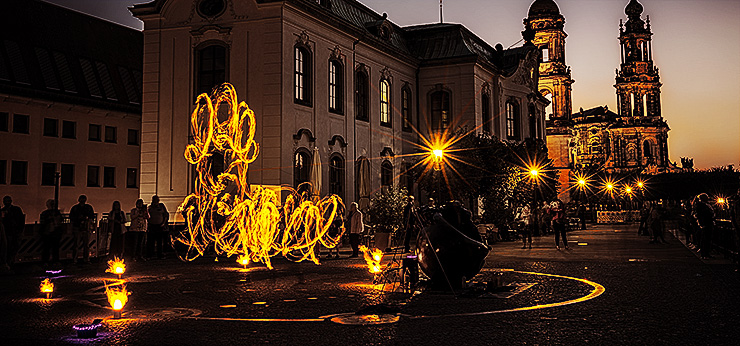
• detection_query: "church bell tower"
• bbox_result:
[615,0,662,118]
[525,0,574,120]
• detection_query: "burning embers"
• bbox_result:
[40,278,54,299]
[360,245,384,274]
[106,257,126,278]
[105,282,130,319]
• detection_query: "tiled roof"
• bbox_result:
[0,0,142,113]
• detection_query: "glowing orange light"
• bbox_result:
[40,278,54,298]
[105,282,130,312]
[717,197,726,204]
[359,245,383,274]
[175,83,344,269]
[106,257,126,277]
[606,183,614,190]
[237,254,250,268]
[625,186,632,194]
[637,181,644,188]
[578,179,586,186]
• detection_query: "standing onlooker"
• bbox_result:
[0,220,8,273]
[403,196,417,253]
[517,205,533,249]
[648,204,667,244]
[69,195,94,264]
[347,202,363,257]
[552,200,568,249]
[729,188,740,270]
[325,203,344,259]
[147,195,169,260]
[638,202,650,236]
[693,193,715,259]
[39,199,63,267]
[540,201,552,235]
[129,199,149,261]
[108,201,127,259]
[1,196,25,266]
[577,203,587,230]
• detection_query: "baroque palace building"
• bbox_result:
[130,0,548,214]
[537,0,675,200]
[0,0,142,221]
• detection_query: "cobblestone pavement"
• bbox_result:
[2,224,739,345]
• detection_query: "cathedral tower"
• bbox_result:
[525,0,574,120]
[615,0,662,118]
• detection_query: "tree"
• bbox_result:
[366,185,408,234]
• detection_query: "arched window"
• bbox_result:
[294,45,311,105]
[481,93,491,134]
[329,154,344,199]
[430,90,450,131]
[380,79,391,127]
[506,100,519,140]
[328,59,343,114]
[401,86,412,132]
[355,156,370,200]
[196,44,227,97]
[355,69,369,121]
[294,150,311,187]
[643,141,652,158]
[381,160,393,187]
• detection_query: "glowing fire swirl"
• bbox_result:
[176,83,344,269]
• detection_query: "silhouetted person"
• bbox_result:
[347,202,363,257]
[552,200,568,249]
[147,195,169,259]
[403,196,417,253]
[39,199,63,267]
[1,196,25,265]
[0,220,8,273]
[108,201,127,259]
[69,195,94,264]
[648,205,667,244]
[325,203,344,259]
[517,205,533,249]
[693,193,715,259]
[730,188,740,270]
[577,203,587,230]
[129,199,149,261]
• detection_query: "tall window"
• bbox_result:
[43,118,58,137]
[127,168,138,188]
[41,162,56,186]
[294,150,310,187]
[506,100,519,140]
[328,60,343,114]
[103,167,116,187]
[381,160,393,187]
[329,155,344,199]
[87,165,100,187]
[0,112,8,132]
[541,47,549,62]
[481,94,491,134]
[62,121,76,139]
[294,46,311,105]
[61,164,74,186]
[13,114,29,134]
[0,160,6,184]
[197,44,226,97]
[104,126,117,143]
[10,161,27,185]
[401,87,412,132]
[430,90,450,131]
[379,79,391,127]
[643,141,652,158]
[355,69,369,121]
[127,129,139,145]
[89,124,101,141]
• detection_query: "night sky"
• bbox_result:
[42,0,740,169]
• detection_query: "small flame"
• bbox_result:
[105,282,130,311]
[237,254,250,267]
[360,245,384,274]
[40,278,54,293]
[106,257,126,276]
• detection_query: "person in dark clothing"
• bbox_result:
[69,195,95,264]
[693,193,715,259]
[728,189,740,270]
[552,200,568,249]
[648,205,667,244]
[0,220,8,273]
[402,196,417,253]
[108,201,127,259]
[577,203,587,230]
[1,196,25,266]
[147,195,169,259]
[39,199,63,267]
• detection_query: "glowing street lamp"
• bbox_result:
[431,148,444,171]
[40,278,54,299]
[606,183,614,191]
[636,180,644,189]
[237,254,250,269]
[625,186,633,195]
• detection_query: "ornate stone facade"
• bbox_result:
[539,0,675,201]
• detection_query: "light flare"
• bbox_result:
[175,84,344,269]
[105,282,130,312]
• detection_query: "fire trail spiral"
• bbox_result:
[176,83,344,269]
